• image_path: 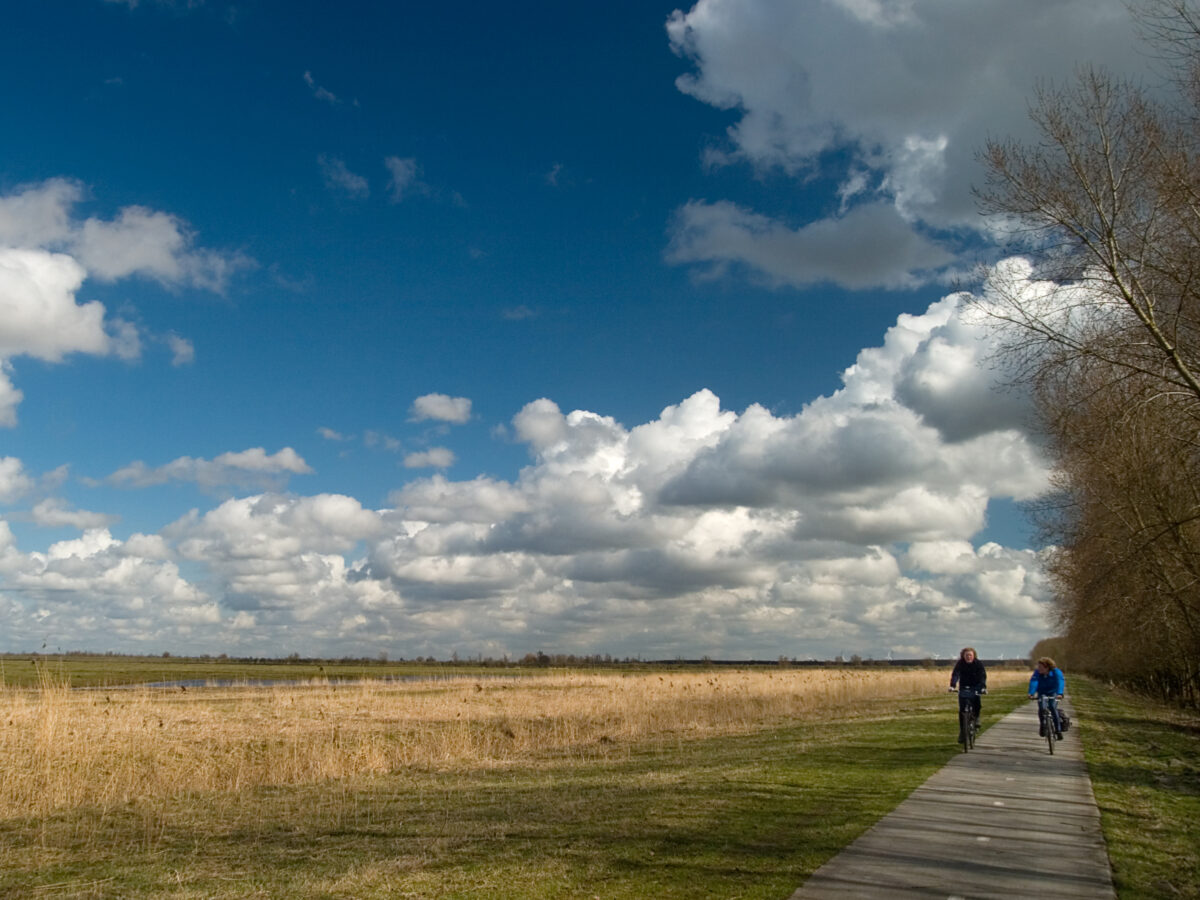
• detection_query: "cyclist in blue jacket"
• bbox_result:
[1029,656,1066,739]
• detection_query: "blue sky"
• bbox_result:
[0,0,1150,660]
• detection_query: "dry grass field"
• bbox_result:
[4,669,1193,899]
[0,666,1041,898]
[1,667,1025,820]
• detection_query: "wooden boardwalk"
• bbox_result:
[789,699,1115,899]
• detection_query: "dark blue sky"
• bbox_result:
[0,0,1137,658]
[3,0,928,511]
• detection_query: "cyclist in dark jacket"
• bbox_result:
[949,646,987,743]
[1029,657,1066,738]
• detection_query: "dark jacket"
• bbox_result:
[950,657,987,691]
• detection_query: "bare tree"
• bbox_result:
[1036,363,1200,702]
[978,68,1200,414]
[977,1,1200,705]
[1134,0,1200,112]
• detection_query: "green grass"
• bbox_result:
[0,689,1029,899]
[1071,678,1200,900]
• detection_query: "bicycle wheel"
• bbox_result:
[967,712,976,749]
[1044,708,1055,755]
[959,707,970,752]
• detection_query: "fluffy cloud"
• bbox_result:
[0,179,251,424]
[0,248,109,361]
[30,498,118,530]
[171,493,384,561]
[0,365,21,427]
[410,393,472,424]
[0,179,251,292]
[0,524,218,650]
[166,494,394,630]
[665,0,1149,289]
[0,457,33,504]
[357,283,1053,656]
[107,447,313,490]
[0,277,1058,658]
[75,206,251,290]
[0,177,79,246]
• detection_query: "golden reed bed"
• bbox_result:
[1,668,1025,818]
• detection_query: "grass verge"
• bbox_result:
[1071,677,1200,900]
[0,687,1027,899]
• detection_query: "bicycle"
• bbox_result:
[949,686,985,751]
[1033,694,1063,755]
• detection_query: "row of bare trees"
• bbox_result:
[980,1,1200,705]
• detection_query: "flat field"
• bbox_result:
[0,654,496,689]
[1,667,1029,898]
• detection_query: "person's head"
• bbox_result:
[1036,656,1056,674]
[959,647,977,663]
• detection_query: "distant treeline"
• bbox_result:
[10,649,1030,670]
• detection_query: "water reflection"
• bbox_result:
[108,673,525,690]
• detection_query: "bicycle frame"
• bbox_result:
[1035,695,1060,754]
[955,688,984,752]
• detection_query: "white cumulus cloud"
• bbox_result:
[75,206,251,290]
[166,494,393,625]
[410,393,472,424]
[0,248,110,362]
[1,179,251,292]
[0,524,218,649]
[0,365,22,427]
[0,269,1061,659]
[0,177,80,247]
[665,0,1152,289]
[0,458,34,504]
[0,178,252,424]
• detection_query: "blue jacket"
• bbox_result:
[1029,667,1065,697]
